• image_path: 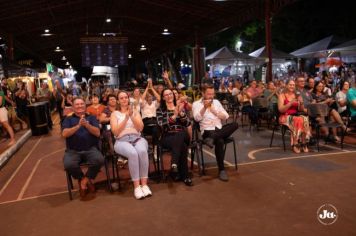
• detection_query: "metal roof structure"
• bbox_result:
[0,0,295,69]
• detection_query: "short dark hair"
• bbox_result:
[340,80,350,90]
[89,93,99,100]
[107,94,117,100]
[202,83,214,93]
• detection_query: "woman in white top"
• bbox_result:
[129,87,142,114]
[335,80,350,116]
[141,79,160,143]
[110,91,151,200]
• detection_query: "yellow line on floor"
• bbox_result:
[0,136,43,197]
[1,149,356,205]
[0,190,71,205]
[241,150,356,166]
[248,144,350,160]
[202,149,234,167]
[17,148,65,200]
[248,147,280,160]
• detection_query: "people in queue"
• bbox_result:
[62,97,104,199]
[278,79,311,153]
[192,84,238,181]
[110,91,152,199]
[156,88,193,186]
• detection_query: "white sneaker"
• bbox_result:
[134,186,145,200]
[141,185,152,197]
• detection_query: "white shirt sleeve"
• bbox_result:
[192,100,203,121]
[213,100,229,120]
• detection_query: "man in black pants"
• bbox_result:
[192,84,238,181]
[62,97,104,198]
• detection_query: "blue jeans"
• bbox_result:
[63,146,104,180]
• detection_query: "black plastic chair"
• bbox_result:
[191,121,238,176]
[156,125,197,181]
[342,105,356,139]
[225,93,240,123]
[252,97,271,128]
[308,103,345,151]
[142,123,161,182]
[269,103,290,151]
[65,161,108,200]
[99,124,123,192]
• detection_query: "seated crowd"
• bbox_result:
[61,72,239,200]
[59,69,356,200]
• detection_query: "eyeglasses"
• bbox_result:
[163,92,173,97]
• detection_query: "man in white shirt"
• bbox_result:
[192,84,238,181]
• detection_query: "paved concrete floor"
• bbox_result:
[0,116,355,235]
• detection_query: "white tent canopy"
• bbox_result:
[330,39,356,57]
[205,46,235,61]
[290,35,345,58]
[249,46,295,59]
[205,46,252,64]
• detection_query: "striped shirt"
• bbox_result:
[156,108,191,132]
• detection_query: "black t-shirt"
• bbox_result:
[15,97,29,115]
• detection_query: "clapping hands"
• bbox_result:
[79,115,89,127]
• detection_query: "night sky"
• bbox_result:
[205,0,356,55]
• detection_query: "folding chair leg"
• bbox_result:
[232,139,238,171]
[270,125,276,147]
[340,131,344,150]
[190,145,195,170]
[115,158,121,191]
[281,126,286,152]
[316,127,320,152]
[158,146,166,181]
[111,157,116,180]
[65,171,73,200]
[223,144,227,159]
[151,143,158,172]
[200,143,205,175]
[195,143,202,175]
[104,157,113,192]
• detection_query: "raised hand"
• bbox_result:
[203,99,212,109]
[162,71,169,81]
